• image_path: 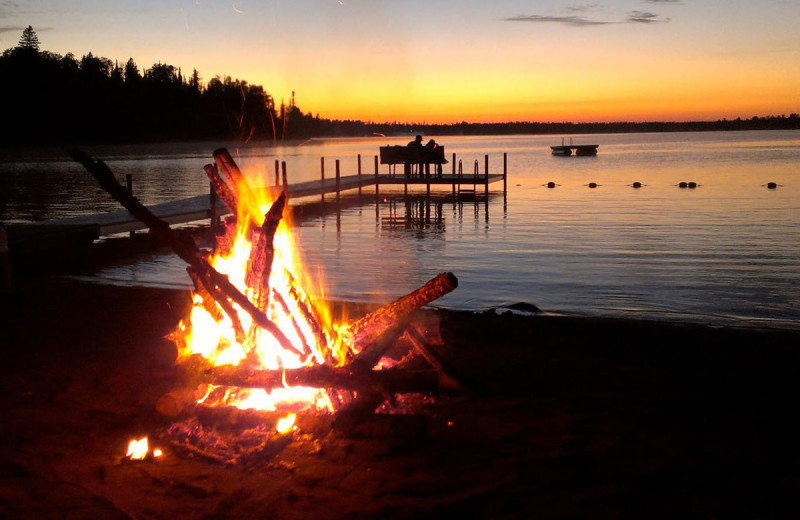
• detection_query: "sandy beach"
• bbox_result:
[1,276,799,519]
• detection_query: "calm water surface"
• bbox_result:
[2,131,799,328]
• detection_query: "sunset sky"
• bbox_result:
[2,0,799,124]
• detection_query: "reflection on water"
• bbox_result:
[3,131,800,328]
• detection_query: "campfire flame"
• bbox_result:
[174,164,347,413]
[126,436,162,461]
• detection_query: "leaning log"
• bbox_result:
[69,149,296,355]
[213,148,258,212]
[344,272,458,351]
[204,163,238,215]
[246,191,286,311]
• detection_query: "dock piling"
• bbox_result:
[374,155,379,219]
[357,154,362,198]
[320,157,325,204]
[335,160,341,204]
[484,155,490,199]
[281,162,288,200]
[126,174,135,237]
[503,152,507,211]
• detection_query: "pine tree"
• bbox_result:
[17,26,40,52]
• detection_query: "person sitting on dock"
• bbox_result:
[406,135,424,177]
[424,139,441,177]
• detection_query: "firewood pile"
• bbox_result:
[70,148,465,464]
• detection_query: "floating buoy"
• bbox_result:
[546,181,556,188]
[632,181,642,188]
[767,182,778,189]
[678,182,688,188]
[588,182,598,189]
[688,182,697,189]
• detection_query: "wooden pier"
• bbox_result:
[1,152,507,271]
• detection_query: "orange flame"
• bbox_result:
[126,436,154,460]
[175,164,349,413]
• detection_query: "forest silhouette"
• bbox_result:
[1,27,798,146]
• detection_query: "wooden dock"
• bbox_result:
[2,152,507,265]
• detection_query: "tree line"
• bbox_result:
[0,27,317,145]
[1,27,798,146]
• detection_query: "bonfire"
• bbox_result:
[70,148,462,464]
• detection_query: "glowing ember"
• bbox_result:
[276,413,297,434]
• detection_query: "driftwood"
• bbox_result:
[344,272,458,351]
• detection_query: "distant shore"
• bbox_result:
[2,117,798,153]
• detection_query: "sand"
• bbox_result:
[1,277,799,519]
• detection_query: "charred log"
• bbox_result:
[204,163,237,216]
[406,323,465,391]
[344,272,458,352]
[246,192,286,312]
[213,148,258,212]
[201,364,441,395]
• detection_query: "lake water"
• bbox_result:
[2,131,799,329]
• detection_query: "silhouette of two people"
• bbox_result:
[406,135,441,177]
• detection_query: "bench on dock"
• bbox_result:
[379,145,448,176]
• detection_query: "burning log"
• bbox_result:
[186,267,224,323]
[348,317,412,372]
[214,215,242,258]
[213,148,258,211]
[271,290,314,356]
[187,265,247,343]
[344,272,458,352]
[69,148,298,356]
[202,364,442,395]
[203,163,237,215]
[284,268,332,362]
[246,192,286,312]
